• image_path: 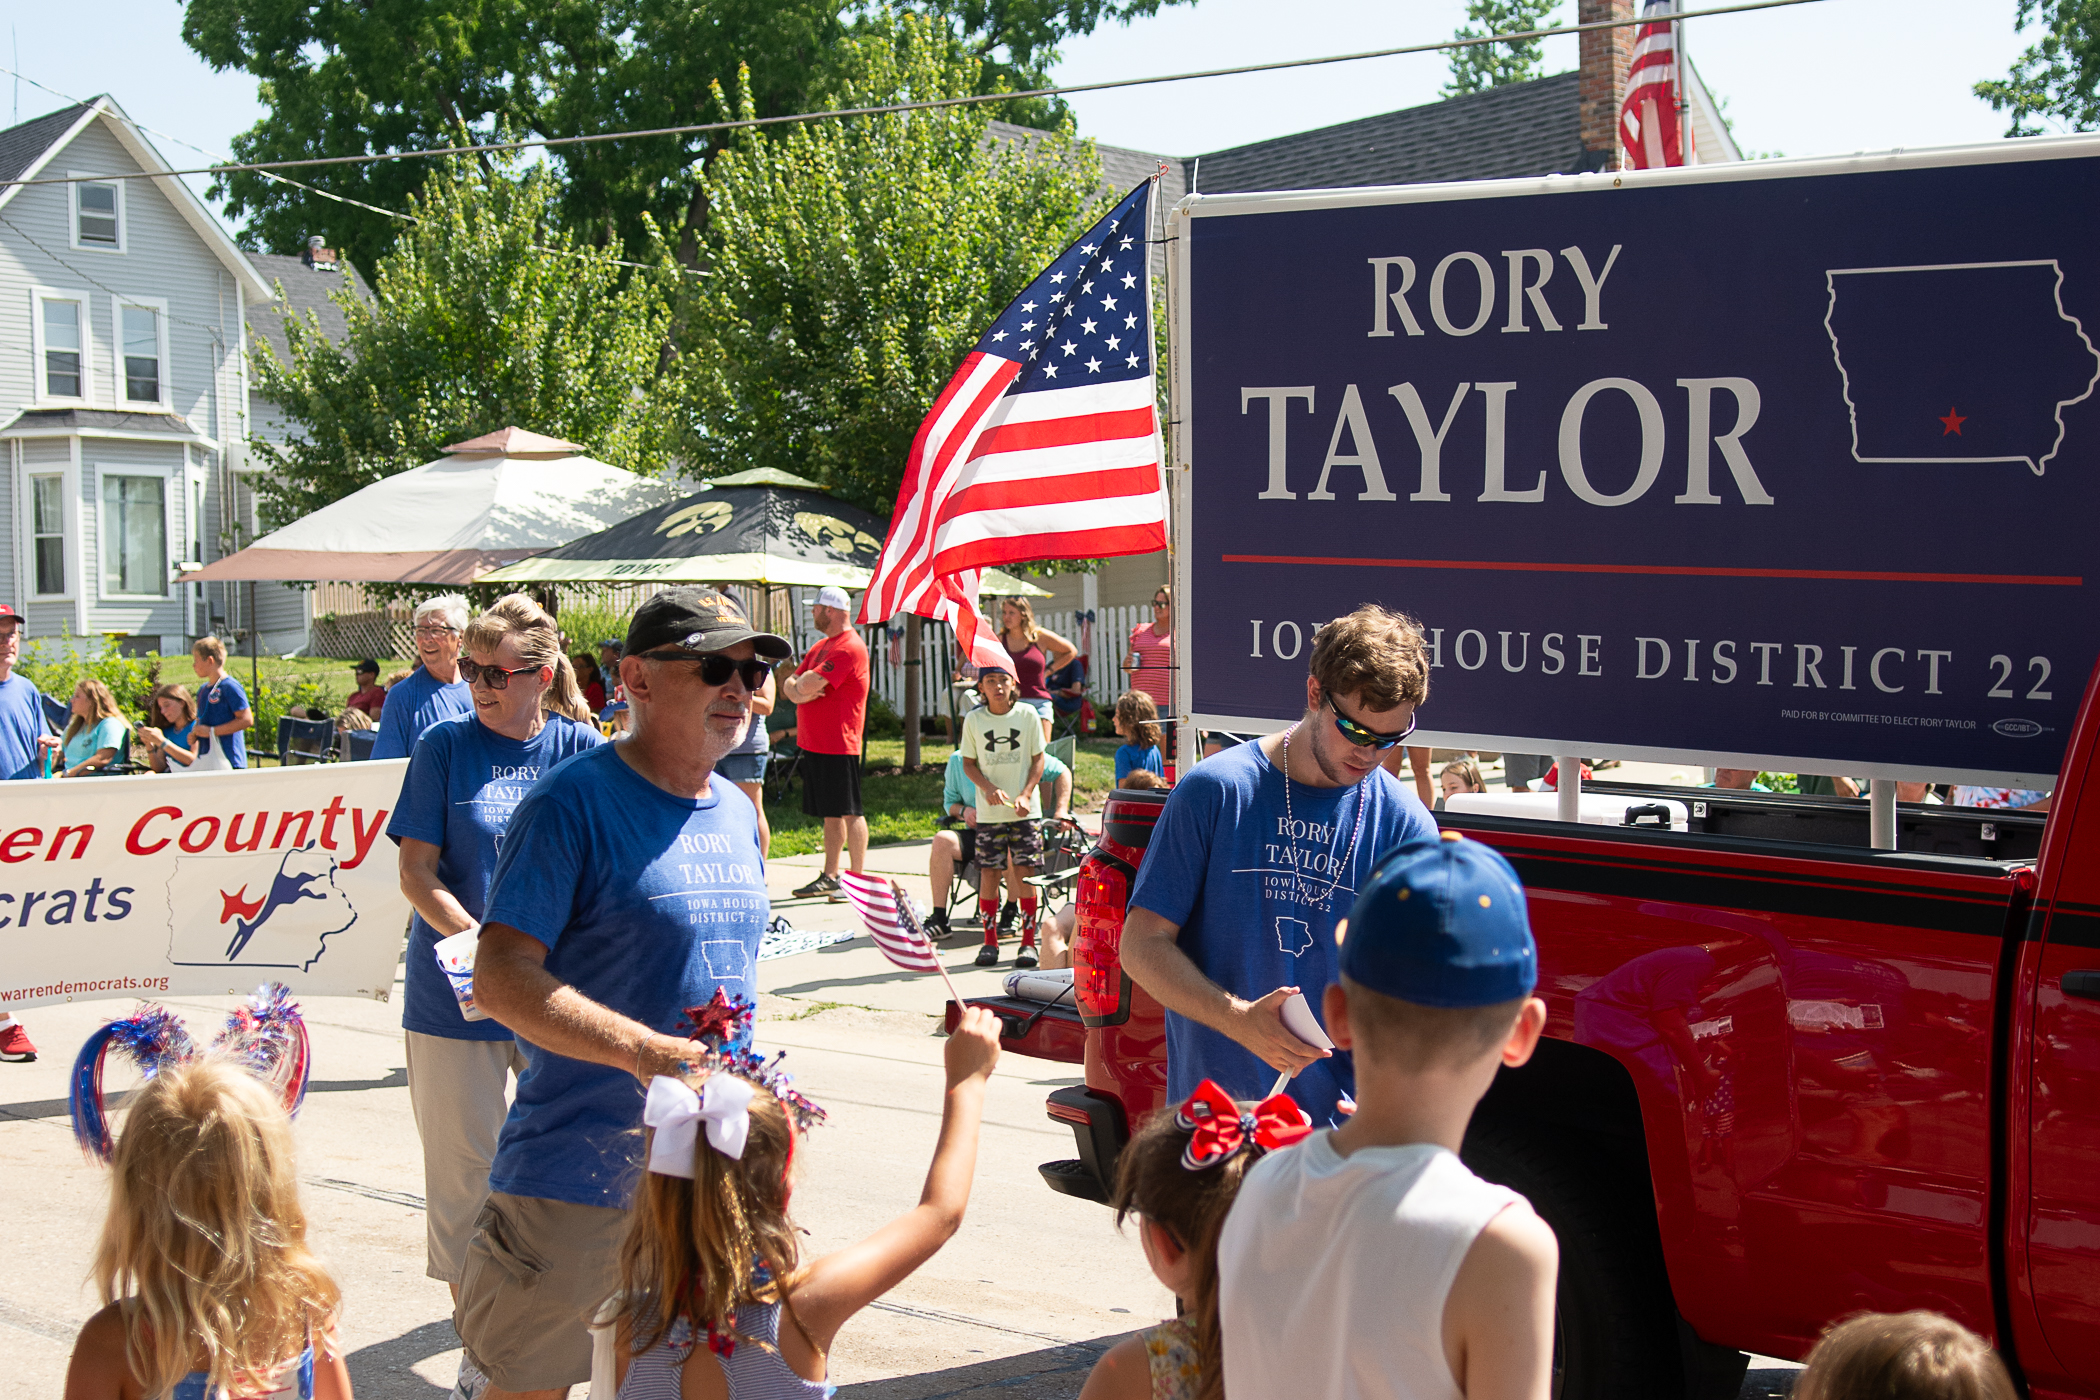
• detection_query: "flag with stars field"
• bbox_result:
[862,178,1168,665]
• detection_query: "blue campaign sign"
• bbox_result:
[1171,139,2100,785]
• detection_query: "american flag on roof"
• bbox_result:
[860,178,1168,668]
[1619,1,1690,171]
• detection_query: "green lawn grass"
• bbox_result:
[763,734,1121,858]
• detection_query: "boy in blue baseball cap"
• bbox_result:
[1218,832,1557,1400]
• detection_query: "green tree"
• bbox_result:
[248,162,677,536]
[1977,1,2100,134]
[181,0,1192,271]
[671,15,1111,515]
[1443,0,1563,97]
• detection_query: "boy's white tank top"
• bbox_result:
[1218,1133,1520,1400]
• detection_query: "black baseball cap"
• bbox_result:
[625,587,791,661]
[355,658,379,674]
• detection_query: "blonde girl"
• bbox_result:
[1794,1311,2016,1400]
[1113,690,1165,786]
[596,1005,1004,1397]
[1080,1081,1309,1400]
[44,677,128,777]
[63,1058,351,1399]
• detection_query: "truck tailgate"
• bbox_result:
[947,994,1085,1062]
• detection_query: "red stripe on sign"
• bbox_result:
[938,463,1162,522]
[1219,556,2084,587]
[967,406,1156,461]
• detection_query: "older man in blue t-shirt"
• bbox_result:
[373,594,474,760]
[455,587,791,1400]
[1124,604,1438,1127]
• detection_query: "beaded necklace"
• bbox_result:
[1278,722,1365,910]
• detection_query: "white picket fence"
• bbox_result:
[863,603,1153,731]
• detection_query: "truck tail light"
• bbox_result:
[1074,855,1134,1026]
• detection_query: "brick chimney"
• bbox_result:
[1578,0,1634,171]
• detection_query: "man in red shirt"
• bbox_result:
[347,659,388,720]
[783,585,870,900]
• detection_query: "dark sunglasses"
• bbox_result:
[639,650,771,690]
[1327,700,1418,750]
[459,659,544,690]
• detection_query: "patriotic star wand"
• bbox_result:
[838,871,966,1006]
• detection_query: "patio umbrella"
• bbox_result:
[183,427,683,584]
[478,468,1047,595]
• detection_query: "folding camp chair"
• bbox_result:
[275,715,336,765]
[343,729,377,761]
[1024,816,1091,913]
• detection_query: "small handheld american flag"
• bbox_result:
[838,871,964,1005]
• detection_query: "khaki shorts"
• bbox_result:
[405,1031,526,1285]
[455,1191,628,1391]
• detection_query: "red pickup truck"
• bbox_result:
[954,669,2100,1399]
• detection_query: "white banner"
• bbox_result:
[0,761,411,1011]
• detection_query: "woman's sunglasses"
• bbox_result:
[459,659,543,690]
[638,650,772,691]
[1327,701,1418,750]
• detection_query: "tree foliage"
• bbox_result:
[670,15,1111,516]
[180,0,1191,270]
[1976,1,2100,135]
[248,163,677,531]
[1443,0,1562,98]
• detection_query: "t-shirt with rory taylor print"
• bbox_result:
[385,712,606,1041]
[1128,739,1437,1127]
[481,743,768,1208]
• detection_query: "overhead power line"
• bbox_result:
[2,0,1830,192]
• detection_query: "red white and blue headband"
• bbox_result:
[643,989,827,1178]
[1174,1078,1314,1171]
[69,982,312,1161]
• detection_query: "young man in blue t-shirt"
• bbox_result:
[189,635,254,768]
[456,587,792,1399]
[1123,604,1439,1127]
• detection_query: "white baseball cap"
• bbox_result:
[814,586,852,611]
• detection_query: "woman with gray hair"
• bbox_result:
[374,593,474,760]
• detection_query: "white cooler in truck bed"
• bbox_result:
[1443,791,1690,831]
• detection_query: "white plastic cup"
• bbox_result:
[434,927,489,1022]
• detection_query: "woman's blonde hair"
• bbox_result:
[335,707,374,732]
[998,596,1040,646]
[64,677,124,747]
[1794,1311,2015,1400]
[1110,1096,1256,1400]
[1115,690,1162,752]
[613,1077,806,1358]
[93,1058,341,1400]
[151,683,196,730]
[463,594,591,722]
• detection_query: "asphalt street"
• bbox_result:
[1,829,1801,1397]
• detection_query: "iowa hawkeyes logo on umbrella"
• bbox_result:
[792,512,883,561]
[655,501,734,539]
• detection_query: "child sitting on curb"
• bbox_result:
[1219,833,1557,1400]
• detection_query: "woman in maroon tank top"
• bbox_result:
[998,597,1078,741]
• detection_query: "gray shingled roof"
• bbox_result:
[245,251,375,372]
[1193,72,1588,194]
[2,407,203,437]
[0,100,94,187]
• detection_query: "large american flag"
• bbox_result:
[1619,1,1691,171]
[860,178,1168,667]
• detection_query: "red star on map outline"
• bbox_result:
[1940,406,1967,436]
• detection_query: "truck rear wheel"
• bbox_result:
[1462,1120,1686,1400]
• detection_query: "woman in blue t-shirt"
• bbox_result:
[384,594,605,1314]
[139,683,199,772]
[46,679,129,777]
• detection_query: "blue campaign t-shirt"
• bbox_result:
[386,713,607,1042]
[0,673,46,780]
[481,744,769,1208]
[1115,742,1163,784]
[193,673,252,768]
[373,666,473,761]
[1128,739,1438,1126]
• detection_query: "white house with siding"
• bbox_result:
[0,96,277,653]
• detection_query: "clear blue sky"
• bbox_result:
[0,0,2045,237]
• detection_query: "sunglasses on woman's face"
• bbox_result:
[1326,700,1418,750]
[459,659,543,690]
[638,650,771,691]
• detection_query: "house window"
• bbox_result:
[101,474,166,597]
[42,298,84,398]
[76,181,120,246]
[121,304,162,403]
[31,474,66,595]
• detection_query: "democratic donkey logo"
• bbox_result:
[167,843,357,971]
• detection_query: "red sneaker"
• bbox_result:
[0,1022,38,1062]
